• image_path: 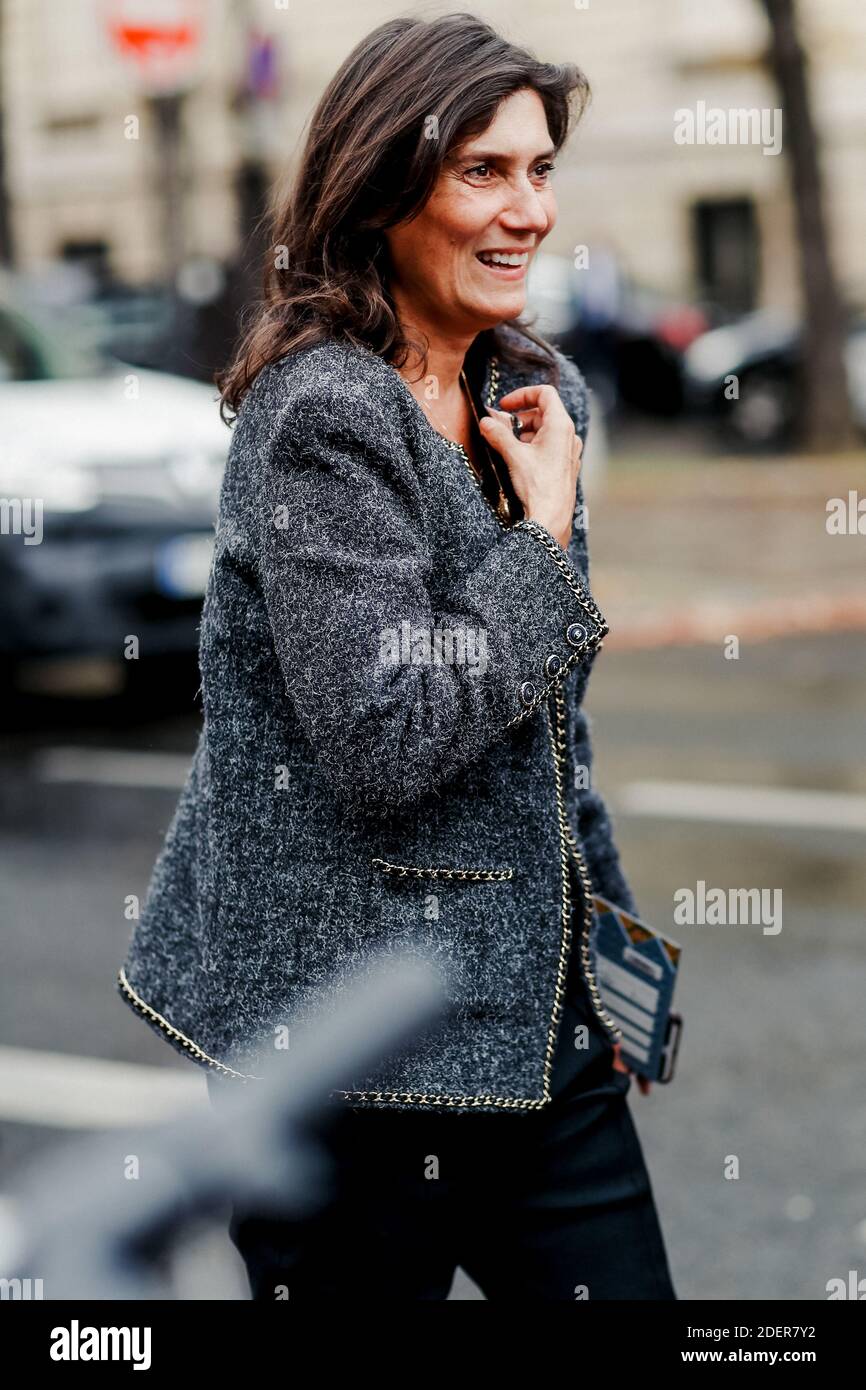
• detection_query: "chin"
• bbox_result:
[468,293,527,331]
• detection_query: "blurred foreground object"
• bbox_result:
[2,955,444,1300]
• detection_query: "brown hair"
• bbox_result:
[218,12,590,420]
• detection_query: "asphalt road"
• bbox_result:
[1,630,864,1300]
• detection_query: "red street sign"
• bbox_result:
[105,0,203,90]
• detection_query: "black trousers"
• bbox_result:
[206,1042,677,1302]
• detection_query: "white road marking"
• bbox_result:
[0,1046,206,1128]
[35,747,190,789]
[618,780,866,832]
[33,752,866,834]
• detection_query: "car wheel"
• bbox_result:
[724,367,794,450]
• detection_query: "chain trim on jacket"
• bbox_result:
[552,683,623,1044]
[511,518,607,626]
[372,857,514,881]
[538,694,578,1097]
[117,969,260,1080]
[444,355,507,530]
[535,683,620,1102]
[335,1089,542,1109]
[501,520,609,731]
[503,644,592,732]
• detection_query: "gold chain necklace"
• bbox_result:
[424,369,512,525]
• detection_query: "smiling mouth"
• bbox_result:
[475,250,531,275]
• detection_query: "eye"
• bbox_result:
[532,160,556,182]
[463,162,493,181]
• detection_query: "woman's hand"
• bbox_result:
[478,383,582,550]
[612,1041,653,1096]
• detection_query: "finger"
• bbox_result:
[531,403,576,450]
[610,1042,630,1073]
[511,410,540,442]
[488,408,541,448]
[497,383,560,413]
[478,410,524,464]
[511,407,542,427]
[483,406,529,437]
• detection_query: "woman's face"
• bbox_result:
[385,87,558,336]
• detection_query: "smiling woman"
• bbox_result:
[119,11,676,1302]
[217,16,589,418]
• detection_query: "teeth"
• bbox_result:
[479,251,529,266]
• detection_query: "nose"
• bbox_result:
[498,176,552,238]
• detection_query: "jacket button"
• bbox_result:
[544,653,563,679]
[520,680,537,707]
[566,622,588,647]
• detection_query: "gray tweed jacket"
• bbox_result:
[117,326,638,1114]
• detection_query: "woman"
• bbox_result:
[118,13,676,1300]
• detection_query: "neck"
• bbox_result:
[391,288,478,402]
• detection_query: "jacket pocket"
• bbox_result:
[371,856,514,882]
[370,856,515,1014]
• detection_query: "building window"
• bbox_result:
[692,198,759,314]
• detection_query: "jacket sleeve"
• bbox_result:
[253,372,609,817]
[555,350,640,917]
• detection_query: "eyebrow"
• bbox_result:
[450,145,557,165]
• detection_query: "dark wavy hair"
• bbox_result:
[217,12,590,420]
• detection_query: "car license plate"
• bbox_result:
[154,534,214,598]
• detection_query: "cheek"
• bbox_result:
[387,226,422,281]
[429,188,493,253]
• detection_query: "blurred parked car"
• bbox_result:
[0,280,228,690]
[683,308,866,449]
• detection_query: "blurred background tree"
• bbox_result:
[761,0,856,450]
